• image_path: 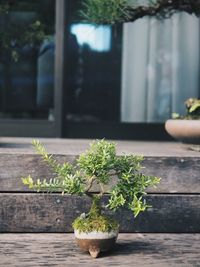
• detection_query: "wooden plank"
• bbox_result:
[0,138,199,157]
[143,157,200,193]
[0,194,199,233]
[0,233,199,266]
[0,155,199,193]
[0,154,76,192]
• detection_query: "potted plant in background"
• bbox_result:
[22,139,160,258]
[165,98,200,146]
[78,0,200,147]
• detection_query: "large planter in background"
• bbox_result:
[165,119,200,144]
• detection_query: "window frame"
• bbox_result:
[0,0,198,141]
[0,0,62,138]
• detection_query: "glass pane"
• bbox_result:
[121,13,200,123]
[0,0,55,119]
[67,3,200,124]
[66,1,121,123]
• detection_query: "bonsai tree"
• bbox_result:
[172,98,200,120]
[22,139,160,257]
[80,0,200,25]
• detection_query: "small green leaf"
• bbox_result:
[172,113,180,119]
[22,139,160,218]
[189,103,200,113]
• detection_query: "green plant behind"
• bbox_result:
[79,0,200,24]
[22,139,160,218]
[79,0,131,24]
[172,98,200,120]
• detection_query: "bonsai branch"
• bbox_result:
[80,0,200,24]
[125,0,200,22]
[98,183,105,197]
[89,195,102,216]
[85,176,96,192]
[22,139,160,218]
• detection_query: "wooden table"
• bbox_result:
[1,233,199,267]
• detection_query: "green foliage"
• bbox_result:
[79,0,131,24]
[22,140,85,195]
[185,98,200,116]
[2,20,46,62]
[77,139,116,185]
[31,140,73,176]
[72,195,119,233]
[72,213,119,233]
[189,103,200,113]
[80,0,200,24]
[107,155,160,216]
[88,195,102,217]
[22,139,160,218]
[0,2,9,13]
[0,2,47,62]
[172,112,180,119]
[172,98,200,120]
[22,173,85,195]
[23,20,46,45]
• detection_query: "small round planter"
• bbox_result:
[165,119,200,144]
[74,230,118,258]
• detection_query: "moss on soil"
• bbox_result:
[72,214,119,233]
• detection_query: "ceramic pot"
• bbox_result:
[165,119,200,144]
[74,230,118,258]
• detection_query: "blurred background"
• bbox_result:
[0,0,199,139]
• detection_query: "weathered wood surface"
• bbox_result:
[0,233,199,267]
[0,137,199,157]
[0,155,199,193]
[0,154,75,192]
[0,194,199,233]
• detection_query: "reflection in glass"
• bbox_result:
[0,0,55,120]
[67,4,200,126]
[71,24,111,52]
[121,13,200,123]
[66,23,121,122]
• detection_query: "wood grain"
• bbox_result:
[0,233,199,267]
[0,194,199,233]
[0,155,199,193]
[0,138,199,157]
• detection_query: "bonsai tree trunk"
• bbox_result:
[88,195,102,218]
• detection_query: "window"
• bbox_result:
[62,1,200,140]
[0,0,199,140]
[0,0,55,120]
[121,14,200,123]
